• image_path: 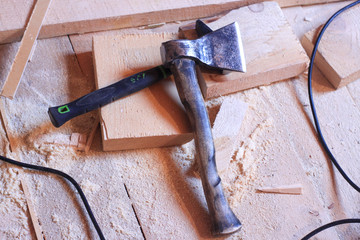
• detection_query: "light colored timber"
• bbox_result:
[20,176,44,240]
[0,0,346,45]
[182,2,309,99]
[257,184,303,195]
[213,98,248,173]
[0,98,16,151]
[1,0,52,99]
[301,4,360,88]
[85,117,99,153]
[93,33,193,151]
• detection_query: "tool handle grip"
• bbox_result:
[48,66,170,128]
[171,59,241,235]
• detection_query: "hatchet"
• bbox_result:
[161,22,246,235]
[48,20,212,128]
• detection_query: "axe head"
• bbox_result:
[161,22,246,73]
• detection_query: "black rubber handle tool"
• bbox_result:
[48,65,170,127]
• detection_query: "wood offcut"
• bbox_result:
[182,2,309,99]
[1,0,52,99]
[93,33,193,151]
[301,4,360,88]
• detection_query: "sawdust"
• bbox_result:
[0,166,31,239]
[222,118,273,205]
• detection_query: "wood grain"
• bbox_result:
[1,0,52,99]
[20,177,44,240]
[213,98,247,173]
[93,33,193,151]
[0,0,346,45]
[301,4,360,88]
[183,1,309,99]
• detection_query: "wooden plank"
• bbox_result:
[213,97,247,173]
[93,33,193,151]
[0,98,16,151]
[278,0,349,8]
[0,0,346,45]
[282,1,353,39]
[182,1,309,99]
[20,176,44,240]
[1,0,52,99]
[301,4,360,88]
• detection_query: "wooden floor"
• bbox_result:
[0,1,359,240]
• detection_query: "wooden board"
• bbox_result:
[1,0,52,99]
[282,1,354,39]
[301,4,360,88]
[182,1,309,99]
[0,0,346,45]
[213,98,247,173]
[93,33,193,151]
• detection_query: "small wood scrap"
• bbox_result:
[20,176,44,240]
[301,4,360,88]
[1,0,52,99]
[49,133,88,151]
[256,184,303,195]
[181,2,309,99]
[93,33,193,151]
[212,97,248,173]
[69,133,87,151]
[84,118,99,153]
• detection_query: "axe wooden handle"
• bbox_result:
[171,58,241,235]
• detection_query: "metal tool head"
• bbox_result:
[161,22,246,73]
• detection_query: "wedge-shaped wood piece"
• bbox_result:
[93,33,193,151]
[257,184,303,195]
[1,0,52,99]
[213,98,247,173]
[301,4,360,88]
[182,2,309,99]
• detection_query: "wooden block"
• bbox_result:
[301,4,360,88]
[93,33,193,151]
[84,117,99,153]
[213,98,248,173]
[0,0,345,45]
[257,184,303,195]
[1,0,52,99]
[182,2,309,99]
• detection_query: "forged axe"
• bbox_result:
[161,22,246,235]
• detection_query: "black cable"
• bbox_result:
[0,155,105,240]
[308,0,360,192]
[304,1,360,239]
[302,218,360,240]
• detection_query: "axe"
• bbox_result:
[47,21,212,128]
[161,22,246,235]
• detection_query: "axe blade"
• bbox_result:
[161,22,246,73]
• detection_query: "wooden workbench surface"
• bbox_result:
[0,1,359,239]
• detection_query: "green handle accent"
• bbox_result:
[58,105,70,114]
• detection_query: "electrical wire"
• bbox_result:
[304,0,360,239]
[0,2,359,240]
[302,219,360,240]
[0,155,105,240]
